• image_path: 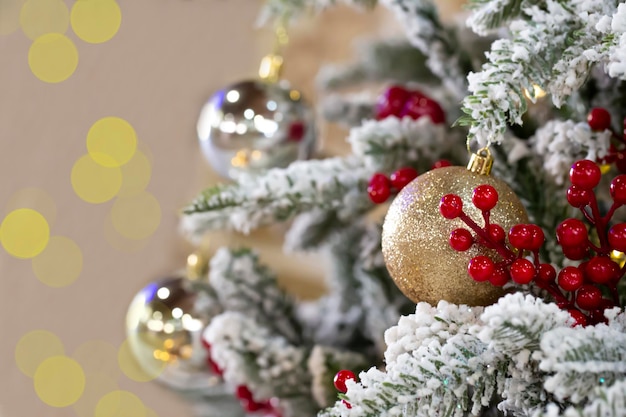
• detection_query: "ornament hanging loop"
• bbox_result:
[258,21,289,82]
[467,147,493,176]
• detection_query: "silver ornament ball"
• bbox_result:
[125,276,221,386]
[197,79,315,180]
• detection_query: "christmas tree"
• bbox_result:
[143,0,626,416]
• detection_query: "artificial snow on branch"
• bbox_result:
[208,248,302,344]
[380,0,470,101]
[257,0,377,25]
[204,312,318,417]
[461,0,623,147]
[317,40,434,91]
[182,117,450,238]
[530,120,611,185]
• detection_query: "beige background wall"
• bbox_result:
[0,1,386,416]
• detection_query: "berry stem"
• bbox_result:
[458,212,516,262]
[602,201,621,224]
[581,208,595,225]
[588,193,611,255]
[535,280,571,307]
[609,282,620,306]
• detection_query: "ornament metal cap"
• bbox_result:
[259,54,284,83]
[467,147,493,175]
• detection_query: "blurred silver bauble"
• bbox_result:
[197,79,316,180]
[125,275,221,388]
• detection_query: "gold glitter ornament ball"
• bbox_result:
[382,166,528,306]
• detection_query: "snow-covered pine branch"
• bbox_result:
[180,156,372,238]
[467,0,539,36]
[530,120,611,186]
[347,116,452,173]
[181,117,450,238]
[321,301,500,417]
[538,325,626,403]
[308,346,371,408]
[208,248,302,344]
[462,0,624,147]
[317,40,434,91]
[204,312,318,417]
[535,379,626,417]
[380,0,470,101]
[257,0,377,25]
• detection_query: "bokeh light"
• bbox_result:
[32,235,83,287]
[15,330,65,377]
[73,372,118,417]
[119,150,152,196]
[28,33,78,83]
[86,117,137,168]
[5,187,57,228]
[72,340,120,378]
[103,212,150,252]
[111,191,161,240]
[0,208,49,259]
[117,339,164,382]
[0,0,26,35]
[95,390,147,417]
[20,0,68,40]
[71,0,121,44]
[34,356,85,407]
[71,154,122,203]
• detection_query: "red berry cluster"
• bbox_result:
[368,161,452,204]
[333,369,357,409]
[201,340,224,376]
[202,340,282,416]
[375,85,446,124]
[439,160,626,326]
[589,107,626,173]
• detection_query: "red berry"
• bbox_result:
[509,259,535,284]
[537,263,556,282]
[610,175,626,205]
[472,185,499,211]
[207,356,223,376]
[390,167,418,191]
[616,152,626,174]
[568,309,588,327]
[367,173,391,204]
[569,160,601,190]
[342,400,352,409]
[468,256,495,282]
[401,93,446,124]
[432,160,452,169]
[588,309,609,325]
[556,218,588,247]
[567,185,592,208]
[334,370,356,393]
[558,266,584,291]
[236,385,254,401]
[587,107,612,131]
[376,86,411,119]
[576,285,603,311]
[439,194,463,219]
[242,399,271,412]
[508,224,543,251]
[449,228,473,251]
[585,256,620,284]
[489,267,510,286]
[487,224,506,243]
[528,225,545,251]
[608,223,626,252]
[562,245,588,260]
